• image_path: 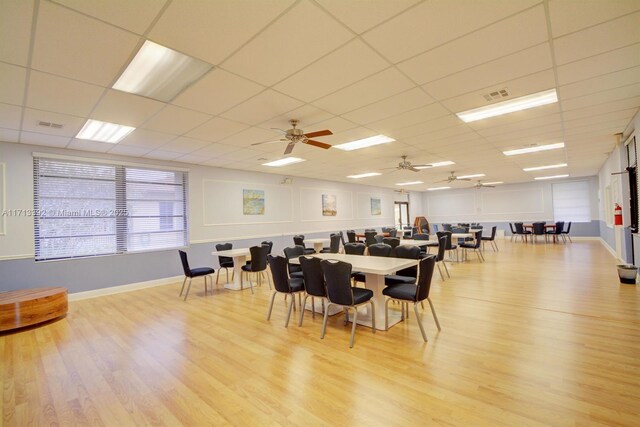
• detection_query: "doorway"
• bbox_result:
[394,201,410,230]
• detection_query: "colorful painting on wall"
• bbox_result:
[322,194,337,216]
[371,198,381,216]
[243,189,265,215]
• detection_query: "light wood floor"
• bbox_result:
[2,239,639,426]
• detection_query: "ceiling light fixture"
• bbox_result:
[534,174,569,180]
[414,160,455,170]
[395,181,423,186]
[76,119,135,143]
[427,186,450,191]
[483,181,504,185]
[346,172,382,179]
[457,173,485,179]
[503,142,565,156]
[113,40,213,102]
[262,157,306,167]
[456,88,558,123]
[333,135,394,151]
[523,163,568,172]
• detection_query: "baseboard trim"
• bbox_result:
[597,237,625,263]
[69,275,182,301]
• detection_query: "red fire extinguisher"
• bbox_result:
[614,203,623,225]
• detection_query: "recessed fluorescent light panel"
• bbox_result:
[347,172,382,179]
[415,160,455,169]
[523,163,568,172]
[456,89,558,123]
[503,142,565,156]
[333,135,394,151]
[76,119,135,143]
[427,186,450,191]
[395,181,423,186]
[262,157,305,167]
[534,174,569,180]
[457,174,485,179]
[483,181,503,185]
[113,40,213,102]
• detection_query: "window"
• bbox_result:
[394,201,409,229]
[552,181,591,222]
[34,156,188,261]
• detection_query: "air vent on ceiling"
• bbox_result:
[482,88,510,102]
[37,120,64,129]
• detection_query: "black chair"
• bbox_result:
[344,242,366,255]
[320,259,375,348]
[531,222,547,244]
[434,236,450,280]
[240,245,270,294]
[214,243,234,285]
[283,245,305,278]
[364,231,377,247]
[547,221,565,243]
[514,222,531,243]
[266,255,305,327]
[437,231,457,261]
[352,243,391,284]
[562,221,572,243]
[321,233,341,253]
[383,256,441,342]
[508,223,517,241]
[385,245,421,286]
[346,230,357,243]
[382,237,400,251]
[298,256,328,326]
[442,223,452,232]
[293,235,315,254]
[481,226,498,252]
[178,250,215,301]
[459,230,484,262]
[338,230,346,247]
[261,240,273,254]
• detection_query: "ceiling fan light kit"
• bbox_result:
[252,119,333,155]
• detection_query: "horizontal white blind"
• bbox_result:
[552,181,591,222]
[34,157,188,261]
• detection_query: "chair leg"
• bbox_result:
[493,240,498,251]
[321,302,331,339]
[299,294,309,326]
[215,269,221,285]
[443,260,450,278]
[183,278,192,301]
[436,263,445,281]
[247,272,254,294]
[179,276,188,296]
[428,297,441,331]
[414,303,428,342]
[285,294,295,328]
[349,308,358,348]
[384,298,390,331]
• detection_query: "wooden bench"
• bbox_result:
[0,287,68,332]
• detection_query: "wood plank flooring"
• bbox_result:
[2,239,639,426]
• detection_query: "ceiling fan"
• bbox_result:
[472,180,495,189]
[251,119,333,155]
[435,171,472,183]
[394,188,409,194]
[385,155,433,172]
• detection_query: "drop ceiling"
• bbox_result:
[1,0,639,190]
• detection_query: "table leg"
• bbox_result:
[224,255,247,291]
[313,242,324,253]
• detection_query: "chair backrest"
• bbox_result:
[394,245,421,277]
[283,245,304,274]
[554,221,564,235]
[374,234,384,244]
[299,256,326,297]
[381,227,391,233]
[364,231,377,246]
[490,226,497,239]
[293,235,306,248]
[532,222,545,235]
[388,228,398,238]
[442,223,452,231]
[344,242,366,255]
[249,245,269,272]
[451,226,466,234]
[364,228,376,232]
[565,221,572,233]
[368,243,392,257]
[514,222,525,234]
[415,255,436,302]
[261,240,273,254]
[435,236,447,262]
[382,237,400,248]
[327,233,341,253]
[412,233,429,240]
[509,223,516,234]
[346,230,357,243]
[436,231,453,250]
[471,230,482,248]
[321,259,354,306]
[178,250,191,277]
[215,242,233,265]
[338,231,346,246]
[267,255,292,293]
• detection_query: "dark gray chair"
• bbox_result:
[561,221,572,243]
[459,230,484,262]
[346,230,357,243]
[320,259,375,348]
[321,233,341,253]
[531,222,547,244]
[261,240,273,254]
[364,231,377,247]
[293,234,315,254]
[514,222,531,243]
[546,221,564,243]
[266,255,305,327]
[352,243,391,284]
[215,242,234,285]
[481,226,498,252]
[437,231,457,261]
[283,245,305,278]
[241,245,270,293]
[434,235,449,280]
[385,245,421,286]
[298,256,327,326]
[382,237,400,251]
[383,255,441,342]
[178,250,215,301]
[344,242,366,255]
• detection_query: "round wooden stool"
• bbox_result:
[0,287,68,332]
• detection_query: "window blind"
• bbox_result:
[552,181,591,222]
[34,157,188,261]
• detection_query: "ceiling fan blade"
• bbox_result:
[484,185,496,188]
[304,129,332,138]
[456,178,472,181]
[409,167,420,172]
[283,141,295,155]
[412,164,432,168]
[251,139,287,146]
[305,139,331,149]
[433,179,449,183]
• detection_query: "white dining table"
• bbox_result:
[304,238,329,253]
[210,247,252,291]
[290,253,417,331]
[397,239,429,246]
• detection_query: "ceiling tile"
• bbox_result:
[26,70,105,117]
[0,0,33,66]
[561,83,640,111]
[143,150,184,160]
[392,114,461,140]
[220,89,304,125]
[305,116,359,134]
[0,103,22,130]
[398,6,549,85]
[190,142,241,158]
[216,147,264,162]
[363,0,541,63]
[107,144,152,157]
[173,153,213,164]
[218,127,279,150]
[313,67,415,115]
[316,0,419,34]
[171,68,265,116]
[20,131,70,148]
[367,102,451,133]
[562,97,640,122]
[274,39,388,102]
[559,66,640,100]
[67,138,113,152]
[158,136,211,153]
[553,11,640,65]
[142,105,212,135]
[222,0,353,86]
[0,128,20,143]
[92,90,165,127]
[556,43,640,85]
[51,0,167,34]
[341,88,433,125]
[149,0,295,64]
[22,108,84,137]
[118,128,176,149]
[258,105,334,131]
[549,0,640,38]
[31,1,140,86]
[185,116,249,142]
[0,62,27,105]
